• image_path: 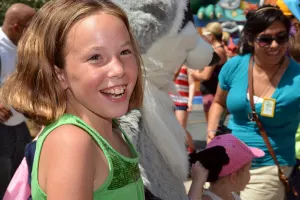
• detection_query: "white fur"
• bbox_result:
[119,109,189,200]
[142,81,188,181]
[114,0,215,199]
[168,0,188,35]
[111,0,180,53]
[183,22,214,69]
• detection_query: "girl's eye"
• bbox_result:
[120,49,132,55]
[89,54,102,61]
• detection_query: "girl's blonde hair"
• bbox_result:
[0,0,143,125]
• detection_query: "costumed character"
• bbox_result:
[111,0,219,200]
[221,21,241,58]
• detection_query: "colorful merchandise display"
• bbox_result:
[191,0,265,23]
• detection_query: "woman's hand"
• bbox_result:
[206,130,217,144]
[187,101,193,112]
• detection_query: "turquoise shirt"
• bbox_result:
[219,54,300,168]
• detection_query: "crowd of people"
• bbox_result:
[0,0,300,200]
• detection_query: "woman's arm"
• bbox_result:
[207,85,228,143]
[188,68,196,112]
[40,125,101,200]
[192,66,216,82]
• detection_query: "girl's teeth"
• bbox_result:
[101,86,126,96]
[109,89,114,94]
[115,88,121,94]
[109,93,124,99]
[115,88,124,95]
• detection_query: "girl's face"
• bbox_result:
[253,21,289,65]
[59,13,138,119]
[234,162,251,192]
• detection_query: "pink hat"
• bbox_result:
[206,134,265,177]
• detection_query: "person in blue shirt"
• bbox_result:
[207,5,300,200]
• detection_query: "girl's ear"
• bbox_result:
[229,172,238,184]
[55,66,68,90]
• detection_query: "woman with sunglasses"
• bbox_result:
[207,5,300,200]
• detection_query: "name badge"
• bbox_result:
[261,98,276,118]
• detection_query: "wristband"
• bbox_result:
[207,130,217,134]
[207,130,217,140]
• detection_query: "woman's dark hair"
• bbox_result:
[239,4,291,54]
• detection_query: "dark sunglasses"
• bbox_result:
[255,33,289,47]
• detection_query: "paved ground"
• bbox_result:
[184,110,207,191]
[187,110,208,150]
[184,110,228,191]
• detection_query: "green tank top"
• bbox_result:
[31,114,145,200]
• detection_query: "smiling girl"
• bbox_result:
[0,0,145,199]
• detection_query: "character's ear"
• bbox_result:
[248,41,254,46]
[55,66,68,90]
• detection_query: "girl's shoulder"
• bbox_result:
[33,124,103,199]
[36,124,98,170]
[37,114,99,149]
[38,124,96,162]
[39,124,93,145]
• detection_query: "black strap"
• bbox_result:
[214,45,224,50]
[219,110,228,126]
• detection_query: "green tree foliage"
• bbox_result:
[0,0,48,25]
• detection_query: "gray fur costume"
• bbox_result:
[112,1,216,199]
